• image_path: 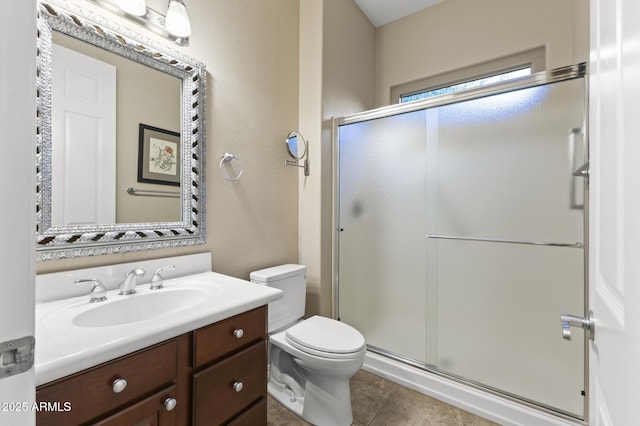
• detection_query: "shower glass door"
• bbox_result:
[338,109,428,362]
[336,69,586,418]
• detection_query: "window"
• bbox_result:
[391,47,545,104]
[400,67,531,103]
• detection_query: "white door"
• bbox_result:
[51,43,116,226]
[0,1,36,425]
[589,0,640,424]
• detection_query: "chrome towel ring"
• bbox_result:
[219,152,244,182]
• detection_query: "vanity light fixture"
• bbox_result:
[114,0,147,16]
[87,0,192,46]
[165,0,191,38]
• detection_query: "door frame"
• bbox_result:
[0,0,37,424]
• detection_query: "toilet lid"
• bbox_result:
[285,316,365,356]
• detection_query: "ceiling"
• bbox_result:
[353,0,443,27]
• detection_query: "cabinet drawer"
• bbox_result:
[37,339,177,426]
[93,385,177,426]
[194,306,266,368]
[193,341,267,425]
[227,398,266,426]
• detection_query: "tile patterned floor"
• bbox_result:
[267,370,500,426]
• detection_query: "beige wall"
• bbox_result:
[374,0,590,106]
[37,0,300,281]
[299,0,375,317]
[298,0,324,316]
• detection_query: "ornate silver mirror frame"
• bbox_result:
[36,0,206,261]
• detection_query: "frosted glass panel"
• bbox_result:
[338,110,427,361]
[433,240,584,415]
[425,79,586,416]
[431,80,585,243]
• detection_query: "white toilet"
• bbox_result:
[250,264,366,426]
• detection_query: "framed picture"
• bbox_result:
[137,124,180,186]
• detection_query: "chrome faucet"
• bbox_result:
[75,278,108,303]
[149,265,175,290]
[119,268,145,295]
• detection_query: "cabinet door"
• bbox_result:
[93,385,177,426]
[37,340,177,425]
[193,341,266,425]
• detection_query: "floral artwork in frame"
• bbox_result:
[137,124,180,186]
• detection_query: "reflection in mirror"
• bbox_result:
[36,0,207,260]
[51,32,182,225]
[285,131,306,160]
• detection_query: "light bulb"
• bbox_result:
[165,0,191,38]
[115,0,147,16]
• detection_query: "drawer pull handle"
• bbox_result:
[233,381,244,392]
[164,397,177,411]
[233,328,244,339]
[112,378,127,393]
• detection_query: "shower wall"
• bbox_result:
[336,73,586,417]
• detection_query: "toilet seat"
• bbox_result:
[285,316,366,360]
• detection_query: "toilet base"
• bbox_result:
[266,320,365,426]
[268,375,354,426]
[268,379,305,418]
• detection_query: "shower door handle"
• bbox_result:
[568,127,587,210]
[560,310,594,341]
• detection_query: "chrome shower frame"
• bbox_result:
[331,62,589,422]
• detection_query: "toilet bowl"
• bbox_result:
[250,265,366,426]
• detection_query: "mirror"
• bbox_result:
[285,131,307,160]
[36,0,207,260]
[284,131,310,176]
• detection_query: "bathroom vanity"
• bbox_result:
[37,306,267,425]
[35,258,281,426]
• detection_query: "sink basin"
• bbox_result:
[72,288,209,328]
[35,270,283,387]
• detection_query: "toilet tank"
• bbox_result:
[250,264,306,333]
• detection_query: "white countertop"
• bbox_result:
[35,271,282,386]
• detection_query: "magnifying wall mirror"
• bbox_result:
[284,131,310,176]
[35,0,207,260]
[286,131,307,160]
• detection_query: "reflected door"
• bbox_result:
[52,43,116,226]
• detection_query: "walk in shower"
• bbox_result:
[334,64,588,420]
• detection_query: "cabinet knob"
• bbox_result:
[112,378,127,393]
[233,381,243,393]
[233,328,244,339]
[164,397,177,411]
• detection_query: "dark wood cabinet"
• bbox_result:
[193,342,266,425]
[194,305,266,367]
[36,340,178,426]
[192,306,267,425]
[93,385,178,426]
[36,305,268,426]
